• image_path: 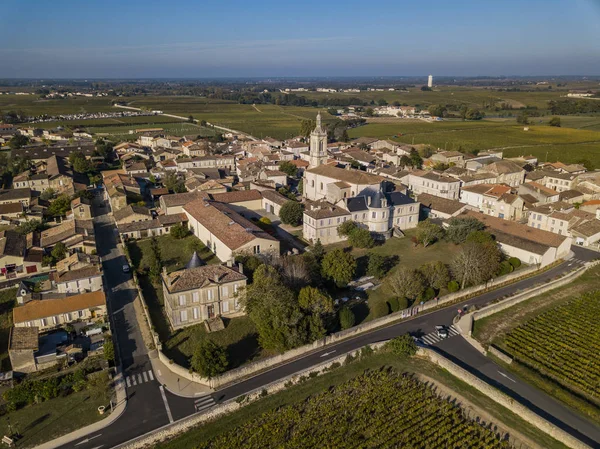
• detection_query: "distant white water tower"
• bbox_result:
[427,75,433,88]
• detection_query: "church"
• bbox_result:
[302,113,420,245]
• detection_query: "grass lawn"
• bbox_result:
[473,264,600,424]
[0,288,17,371]
[155,351,569,449]
[0,383,109,448]
[128,234,262,370]
[326,229,461,322]
[127,234,218,273]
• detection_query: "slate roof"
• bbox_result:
[164,264,246,293]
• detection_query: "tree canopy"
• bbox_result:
[191,340,228,378]
[321,248,356,287]
[446,217,486,244]
[279,201,304,226]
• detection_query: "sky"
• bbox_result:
[1,0,600,78]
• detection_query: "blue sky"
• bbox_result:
[1,0,600,78]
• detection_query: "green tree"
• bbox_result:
[337,220,358,237]
[244,265,306,351]
[508,257,521,269]
[348,227,374,248]
[148,236,162,282]
[298,286,333,341]
[387,267,424,300]
[69,151,93,173]
[409,149,423,169]
[170,223,188,239]
[321,248,356,287]
[16,219,44,235]
[338,306,355,330]
[364,107,374,117]
[387,297,400,313]
[386,335,417,356]
[516,112,529,125]
[297,179,304,195]
[191,340,228,378]
[549,116,561,127]
[47,194,71,217]
[311,239,325,262]
[300,119,315,138]
[40,188,56,201]
[188,115,195,123]
[447,280,460,292]
[279,201,304,226]
[278,161,298,178]
[429,104,447,117]
[8,134,29,150]
[164,171,186,193]
[419,261,450,291]
[51,242,67,262]
[367,253,387,278]
[415,219,444,247]
[446,217,486,244]
[103,339,115,363]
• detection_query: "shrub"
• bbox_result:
[370,298,390,318]
[447,280,460,292]
[191,340,229,378]
[339,306,355,330]
[498,260,514,276]
[348,228,374,248]
[508,257,521,269]
[170,223,189,239]
[421,287,436,301]
[387,297,400,313]
[386,335,417,356]
[279,201,304,226]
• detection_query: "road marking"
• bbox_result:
[75,434,102,445]
[159,386,174,423]
[498,371,516,383]
[157,370,162,376]
[90,446,104,449]
[137,373,143,384]
[320,350,337,357]
[148,370,154,381]
[126,377,131,388]
[194,395,215,412]
[131,376,137,386]
[142,371,148,382]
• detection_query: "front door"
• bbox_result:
[207,305,215,319]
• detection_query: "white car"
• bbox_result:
[435,325,448,339]
[122,264,130,273]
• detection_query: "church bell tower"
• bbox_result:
[308,112,327,168]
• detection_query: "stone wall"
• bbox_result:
[419,348,593,449]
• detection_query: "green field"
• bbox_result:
[348,118,600,165]
[0,95,117,116]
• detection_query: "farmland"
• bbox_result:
[193,368,512,449]
[498,291,600,402]
[348,118,600,166]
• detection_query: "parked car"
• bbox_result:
[122,264,130,273]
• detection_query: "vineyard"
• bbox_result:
[198,368,512,449]
[501,291,600,400]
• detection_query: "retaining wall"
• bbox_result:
[420,347,592,449]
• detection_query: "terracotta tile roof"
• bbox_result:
[113,205,151,222]
[40,220,94,247]
[13,291,106,324]
[161,191,207,208]
[261,189,289,206]
[0,202,24,215]
[411,170,460,184]
[485,160,525,174]
[163,264,246,293]
[0,188,31,203]
[458,210,567,252]
[524,181,558,196]
[461,183,496,195]
[9,326,38,350]
[484,185,512,199]
[210,190,262,204]
[306,165,384,185]
[183,200,276,250]
[417,193,466,215]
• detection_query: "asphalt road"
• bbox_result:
[60,201,600,449]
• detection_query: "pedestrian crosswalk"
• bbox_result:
[194,395,216,413]
[420,325,460,346]
[125,370,155,388]
[568,258,586,267]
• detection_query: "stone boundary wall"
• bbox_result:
[122,237,569,389]
[420,348,593,449]
[115,343,386,449]
[488,345,513,364]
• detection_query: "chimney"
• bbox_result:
[162,267,169,286]
[227,259,233,268]
[238,262,244,274]
[367,196,372,206]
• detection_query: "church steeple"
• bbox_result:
[308,112,327,168]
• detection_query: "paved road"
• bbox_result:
[60,207,600,449]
